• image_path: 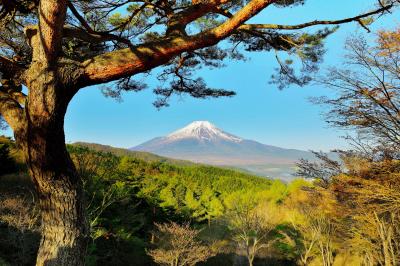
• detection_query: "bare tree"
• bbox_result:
[352,212,400,266]
[0,0,396,264]
[228,201,280,266]
[286,188,339,266]
[147,222,214,266]
[295,151,343,186]
[335,166,400,266]
[317,30,400,151]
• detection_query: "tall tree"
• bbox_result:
[0,0,397,265]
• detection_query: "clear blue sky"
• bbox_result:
[3,0,400,151]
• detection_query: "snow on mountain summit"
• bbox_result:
[167,121,242,142]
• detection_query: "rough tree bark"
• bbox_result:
[11,1,89,264]
[19,64,87,265]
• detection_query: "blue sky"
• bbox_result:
[3,0,400,151]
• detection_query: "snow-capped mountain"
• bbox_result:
[131,121,316,180]
[166,121,242,143]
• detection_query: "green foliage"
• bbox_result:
[72,142,194,166]
[287,178,313,192]
[66,145,277,265]
[135,163,273,223]
[1,142,311,265]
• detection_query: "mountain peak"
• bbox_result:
[132,121,316,180]
[167,121,242,142]
[187,120,215,128]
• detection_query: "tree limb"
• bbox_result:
[79,0,277,86]
[0,55,26,80]
[67,1,93,34]
[63,27,132,45]
[166,3,218,36]
[0,91,25,130]
[238,3,393,31]
[9,91,27,105]
[67,1,133,46]
[77,1,394,87]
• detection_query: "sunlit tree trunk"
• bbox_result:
[16,65,88,265]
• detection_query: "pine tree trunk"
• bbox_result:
[17,118,88,265]
[18,66,88,265]
[33,163,87,266]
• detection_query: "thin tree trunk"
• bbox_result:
[151,206,156,244]
[247,245,254,266]
[248,256,254,266]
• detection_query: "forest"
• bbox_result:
[0,138,299,265]
[1,0,400,265]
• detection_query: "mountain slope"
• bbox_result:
[131,121,316,179]
[72,142,195,166]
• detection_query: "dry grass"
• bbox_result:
[0,173,40,265]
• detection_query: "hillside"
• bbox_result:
[73,142,195,166]
[70,141,268,184]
